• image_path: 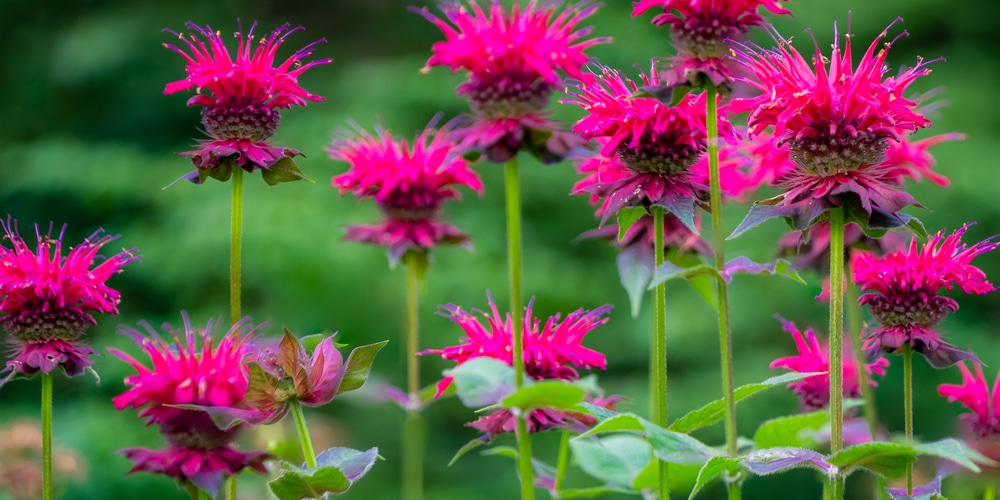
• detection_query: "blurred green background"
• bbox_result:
[1,0,999,498]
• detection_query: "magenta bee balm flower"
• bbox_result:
[330,123,484,264]
[770,317,888,411]
[111,316,268,494]
[852,225,999,367]
[415,0,610,162]
[0,219,138,386]
[939,363,1000,439]
[164,21,331,182]
[730,20,935,233]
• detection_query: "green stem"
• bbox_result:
[198,489,211,500]
[504,157,534,500]
[985,483,995,500]
[904,345,914,495]
[226,476,236,500]
[290,400,317,468]
[828,206,846,500]
[41,373,52,500]
[706,82,740,500]
[230,166,244,326]
[845,272,879,441]
[652,205,669,500]
[403,255,424,500]
[554,431,571,493]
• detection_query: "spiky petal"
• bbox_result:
[939,362,1000,439]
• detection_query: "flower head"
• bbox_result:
[416,0,609,162]
[423,293,610,395]
[330,123,483,264]
[852,224,999,367]
[164,21,330,178]
[730,20,934,229]
[939,363,1000,439]
[111,316,268,493]
[632,0,790,86]
[770,316,888,411]
[0,219,138,385]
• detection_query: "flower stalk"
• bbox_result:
[904,344,914,495]
[230,166,244,326]
[41,372,53,500]
[706,82,740,499]
[828,205,846,500]
[404,254,425,500]
[290,399,317,469]
[652,205,669,500]
[554,431,571,493]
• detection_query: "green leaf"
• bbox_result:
[501,380,585,411]
[269,463,351,499]
[298,333,327,355]
[722,257,806,285]
[828,442,915,478]
[685,274,719,311]
[616,243,654,318]
[261,156,313,186]
[688,456,741,500]
[753,409,830,450]
[669,372,824,434]
[447,437,488,467]
[571,435,651,488]
[617,207,646,242]
[644,423,720,465]
[913,438,997,473]
[574,401,620,422]
[648,262,722,289]
[447,357,517,408]
[901,213,928,239]
[559,486,637,498]
[336,340,388,395]
[578,413,645,438]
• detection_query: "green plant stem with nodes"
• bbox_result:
[652,205,669,500]
[290,399,318,468]
[828,205,846,500]
[230,167,244,326]
[226,476,236,500]
[41,372,53,500]
[505,157,534,500]
[554,431,571,493]
[904,344,914,495]
[706,82,740,500]
[986,483,995,500]
[403,254,425,500]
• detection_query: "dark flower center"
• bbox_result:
[616,131,704,175]
[864,293,958,327]
[201,103,280,141]
[160,409,241,450]
[787,122,889,175]
[380,185,445,221]
[670,16,746,59]
[462,72,554,119]
[1,308,94,342]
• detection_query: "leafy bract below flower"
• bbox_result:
[110,316,268,495]
[852,224,999,367]
[939,362,1000,439]
[632,0,790,86]
[415,0,609,162]
[329,123,483,264]
[564,63,734,231]
[730,19,935,234]
[770,316,888,411]
[164,21,330,183]
[423,293,611,435]
[0,219,139,387]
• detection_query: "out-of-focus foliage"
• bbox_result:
[0,0,998,498]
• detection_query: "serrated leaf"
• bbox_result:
[900,213,928,238]
[913,438,996,473]
[654,197,698,234]
[827,442,915,477]
[616,243,654,318]
[617,207,647,242]
[648,262,722,289]
[729,203,799,239]
[688,456,741,499]
[669,372,824,434]
[268,463,351,499]
[501,380,585,411]
[336,340,388,395]
[261,157,312,186]
[722,257,806,284]
[571,435,651,488]
[315,447,379,482]
[447,357,518,408]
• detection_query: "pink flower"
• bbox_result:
[423,293,610,396]
[329,123,483,263]
[0,219,138,385]
[415,0,609,162]
[111,316,268,494]
[564,63,733,227]
[770,316,888,411]
[730,20,934,229]
[163,21,330,178]
[852,224,999,367]
[632,0,790,86]
[881,132,965,188]
[939,363,1000,439]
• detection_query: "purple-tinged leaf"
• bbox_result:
[302,335,345,406]
[654,197,698,234]
[616,243,654,318]
[261,157,312,186]
[170,403,279,430]
[267,447,378,499]
[887,475,942,500]
[315,447,379,483]
[648,262,721,289]
[742,447,833,475]
[827,442,915,478]
[722,256,805,284]
[336,340,388,395]
[729,203,799,239]
[447,357,517,408]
